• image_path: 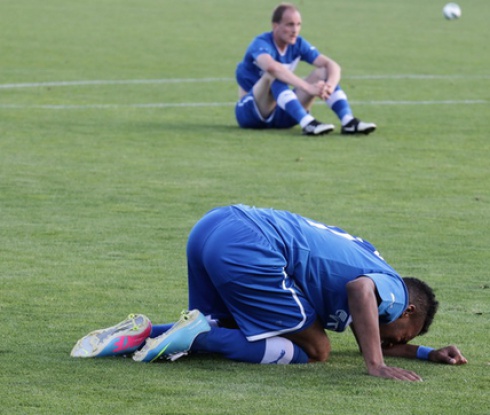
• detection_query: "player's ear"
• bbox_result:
[402,304,416,317]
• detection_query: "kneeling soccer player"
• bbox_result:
[72,205,467,381]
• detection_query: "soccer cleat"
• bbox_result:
[133,309,210,363]
[302,119,335,136]
[341,118,377,135]
[70,314,152,358]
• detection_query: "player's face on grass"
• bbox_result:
[273,9,302,47]
[378,313,423,349]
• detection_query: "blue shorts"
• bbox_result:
[235,92,298,130]
[187,206,317,341]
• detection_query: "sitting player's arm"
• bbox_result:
[382,343,468,365]
[346,277,421,381]
[312,54,341,95]
[255,53,326,98]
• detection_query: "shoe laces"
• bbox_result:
[127,314,140,331]
[180,310,192,320]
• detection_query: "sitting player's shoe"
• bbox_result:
[133,309,211,363]
[341,118,376,135]
[302,119,335,136]
[70,314,152,358]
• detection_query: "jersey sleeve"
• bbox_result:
[363,273,409,324]
[297,37,320,64]
[248,37,275,61]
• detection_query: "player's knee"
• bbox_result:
[308,339,331,363]
[285,320,331,363]
[306,67,328,83]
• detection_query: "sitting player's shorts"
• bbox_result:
[186,206,317,342]
[235,92,298,129]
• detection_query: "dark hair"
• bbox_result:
[403,277,439,336]
[271,3,298,23]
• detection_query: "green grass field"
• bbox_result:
[1,0,489,413]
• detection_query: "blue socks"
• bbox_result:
[271,80,313,127]
[192,327,309,364]
[326,85,354,125]
[151,322,308,364]
[270,81,357,127]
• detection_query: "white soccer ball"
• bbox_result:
[443,3,462,20]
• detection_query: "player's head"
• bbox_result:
[271,3,301,46]
[272,3,299,24]
[379,277,439,348]
[403,277,439,335]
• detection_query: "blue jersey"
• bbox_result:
[231,205,408,332]
[235,32,320,92]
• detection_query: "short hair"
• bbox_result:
[403,277,439,336]
[271,3,299,23]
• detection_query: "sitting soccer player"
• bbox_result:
[72,204,467,382]
[234,3,376,136]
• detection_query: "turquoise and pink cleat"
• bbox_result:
[70,314,152,358]
[133,309,210,363]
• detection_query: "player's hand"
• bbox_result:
[307,81,329,100]
[368,364,422,382]
[317,81,332,100]
[315,82,335,100]
[324,83,335,97]
[429,345,468,365]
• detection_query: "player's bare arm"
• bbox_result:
[312,54,342,95]
[255,53,328,99]
[382,343,467,365]
[346,277,422,381]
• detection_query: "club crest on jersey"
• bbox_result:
[327,309,351,331]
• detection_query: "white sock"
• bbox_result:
[260,337,296,364]
[299,114,315,128]
[341,114,354,126]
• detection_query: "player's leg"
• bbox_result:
[236,73,292,126]
[299,67,376,135]
[133,207,310,365]
[193,326,309,364]
[142,207,311,364]
[236,73,332,135]
[131,207,271,363]
[327,85,376,135]
[200,213,319,356]
[250,72,277,118]
[268,78,334,135]
[134,309,309,364]
[186,207,237,322]
[235,74,289,129]
[184,206,308,364]
[259,75,309,126]
[283,318,331,362]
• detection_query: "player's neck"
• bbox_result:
[273,35,288,54]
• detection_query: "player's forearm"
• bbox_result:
[346,278,385,371]
[313,55,341,88]
[382,343,420,359]
[323,61,341,89]
[267,63,311,92]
